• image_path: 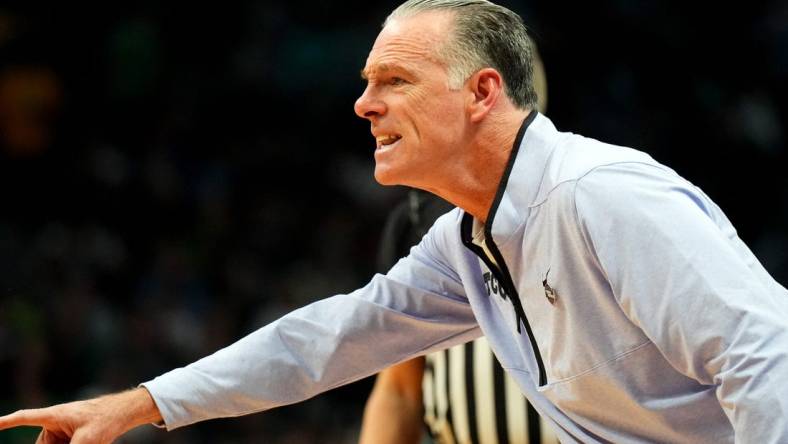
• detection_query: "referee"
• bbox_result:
[359,191,559,444]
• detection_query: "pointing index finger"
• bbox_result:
[0,409,51,430]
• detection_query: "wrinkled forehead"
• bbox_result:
[363,12,454,74]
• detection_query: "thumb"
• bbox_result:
[35,429,69,444]
[69,429,96,444]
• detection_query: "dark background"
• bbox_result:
[0,1,786,443]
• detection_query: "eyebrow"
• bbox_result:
[360,63,415,80]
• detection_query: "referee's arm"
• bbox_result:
[359,358,426,444]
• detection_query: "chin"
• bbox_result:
[376,166,431,191]
[373,168,399,186]
[375,162,404,185]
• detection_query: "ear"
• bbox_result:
[466,68,504,123]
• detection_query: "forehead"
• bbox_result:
[362,11,453,77]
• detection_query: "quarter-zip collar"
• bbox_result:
[461,111,560,250]
[460,110,555,386]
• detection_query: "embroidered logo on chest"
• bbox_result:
[542,268,557,305]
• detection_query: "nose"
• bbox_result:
[354,85,386,121]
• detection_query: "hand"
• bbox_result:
[0,388,162,444]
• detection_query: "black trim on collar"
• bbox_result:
[481,111,537,333]
[460,111,547,386]
[460,110,538,244]
[460,213,477,249]
[486,109,537,232]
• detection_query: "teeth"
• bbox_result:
[376,135,402,145]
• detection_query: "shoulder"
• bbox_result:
[536,138,661,206]
[571,162,724,253]
[573,161,706,214]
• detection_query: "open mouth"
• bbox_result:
[376,134,402,149]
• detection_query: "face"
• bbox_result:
[354,12,468,188]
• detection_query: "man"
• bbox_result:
[359,48,552,443]
[1,0,787,443]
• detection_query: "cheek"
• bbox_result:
[405,89,430,115]
[418,96,464,140]
[397,85,465,151]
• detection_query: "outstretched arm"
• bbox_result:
[1,211,477,438]
[359,357,425,444]
[0,387,161,444]
[140,213,478,430]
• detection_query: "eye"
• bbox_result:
[389,77,407,86]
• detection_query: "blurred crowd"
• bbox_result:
[0,1,786,443]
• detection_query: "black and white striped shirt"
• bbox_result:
[423,338,559,444]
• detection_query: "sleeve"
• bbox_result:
[573,162,788,444]
[141,215,481,430]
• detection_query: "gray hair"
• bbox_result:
[385,0,539,110]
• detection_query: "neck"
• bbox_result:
[427,109,531,223]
